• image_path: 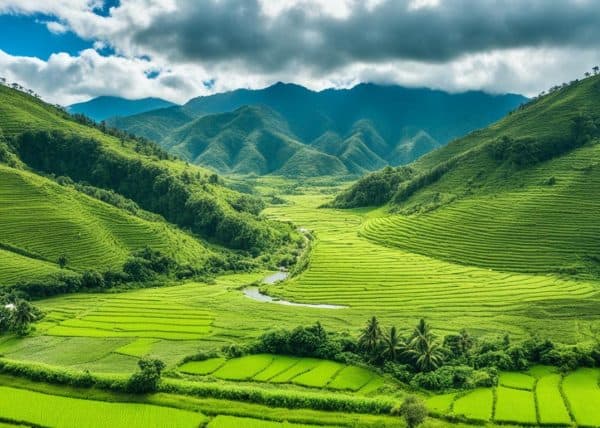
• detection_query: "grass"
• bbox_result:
[0,385,206,428]
[452,388,493,422]
[252,356,300,381]
[494,386,537,425]
[207,415,331,428]
[535,374,571,425]
[498,372,535,390]
[562,368,600,426]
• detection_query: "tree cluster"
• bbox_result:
[0,292,43,336]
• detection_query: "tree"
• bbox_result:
[408,319,444,371]
[359,316,381,356]
[585,72,591,78]
[594,66,599,75]
[395,395,427,428]
[57,254,68,269]
[8,299,37,336]
[410,339,444,372]
[126,358,166,393]
[381,326,405,361]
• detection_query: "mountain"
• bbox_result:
[332,74,600,278]
[108,83,526,177]
[68,96,177,122]
[0,84,296,290]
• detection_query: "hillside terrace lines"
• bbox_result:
[42,294,214,340]
[264,194,599,334]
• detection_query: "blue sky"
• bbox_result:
[0,14,93,59]
[0,0,599,105]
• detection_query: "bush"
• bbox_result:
[126,358,166,393]
[393,395,427,428]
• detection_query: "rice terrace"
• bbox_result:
[2,1,600,427]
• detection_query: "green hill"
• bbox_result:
[68,96,177,122]
[333,75,600,278]
[109,83,525,177]
[0,84,297,288]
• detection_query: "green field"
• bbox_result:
[562,368,600,426]
[180,355,378,392]
[264,193,600,342]
[0,385,206,428]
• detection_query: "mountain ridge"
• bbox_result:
[108,82,526,177]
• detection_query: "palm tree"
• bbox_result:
[359,316,381,355]
[8,299,36,336]
[409,338,444,372]
[381,326,403,361]
[410,319,433,353]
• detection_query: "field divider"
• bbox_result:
[558,373,576,425]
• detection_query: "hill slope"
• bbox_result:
[0,84,296,287]
[109,83,525,176]
[68,96,177,122]
[333,75,600,278]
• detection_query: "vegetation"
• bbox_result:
[394,395,427,428]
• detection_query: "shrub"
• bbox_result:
[393,395,427,428]
[126,358,166,393]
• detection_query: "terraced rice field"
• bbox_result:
[179,354,381,392]
[452,388,493,422]
[265,194,600,341]
[41,293,213,340]
[360,144,600,276]
[0,165,207,284]
[0,385,206,428]
[562,368,600,426]
[426,367,600,426]
[494,387,537,425]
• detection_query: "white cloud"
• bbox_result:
[0,0,599,104]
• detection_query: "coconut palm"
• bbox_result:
[359,316,381,355]
[381,326,405,361]
[410,318,434,353]
[8,299,36,336]
[409,338,444,372]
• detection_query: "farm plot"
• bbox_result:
[452,388,493,422]
[178,355,382,392]
[562,368,600,427]
[494,386,537,425]
[0,385,206,428]
[498,372,535,390]
[425,393,456,415]
[212,354,275,380]
[42,294,213,340]
[535,374,571,425]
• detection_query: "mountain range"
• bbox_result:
[107,83,526,177]
[68,96,176,122]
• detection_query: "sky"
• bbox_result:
[0,0,599,105]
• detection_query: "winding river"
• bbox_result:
[243,271,347,309]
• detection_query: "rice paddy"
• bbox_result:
[264,192,600,342]
[179,354,380,392]
[0,385,206,428]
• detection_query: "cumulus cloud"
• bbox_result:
[1,0,600,104]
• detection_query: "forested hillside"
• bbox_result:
[109,83,525,176]
[0,84,298,293]
[332,74,600,277]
